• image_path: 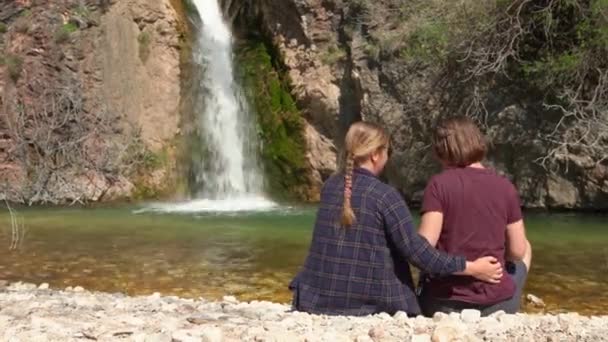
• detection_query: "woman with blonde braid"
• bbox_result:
[289,121,503,316]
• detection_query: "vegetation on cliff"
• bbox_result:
[235,41,309,199]
[347,0,607,170]
[0,0,184,204]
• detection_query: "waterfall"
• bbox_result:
[140,0,276,213]
[193,0,260,198]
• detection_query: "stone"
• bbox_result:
[269,332,301,341]
[172,330,202,342]
[461,309,481,323]
[412,334,432,342]
[10,282,37,291]
[393,311,409,321]
[489,310,506,318]
[497,314,521,328]
[200,327,223,342]
[432,312,447,322]
[355,335,374,342]
[546,175,579,208]
[73,286,85,292]
[222,296,238,304]
[414,315,430,328]
[557,313,582,330]
[120,315,145,326]
[188,313,222,324]
[432,318,476,342]
[448,312,460,320]
[526,294,546,308]
[149,292,161,299]
[142,333,172,342]
[369,325,385,339]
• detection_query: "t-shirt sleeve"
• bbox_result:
[506,183,523,224]
[421,177,444,214]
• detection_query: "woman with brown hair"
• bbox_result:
[418,116,532,316]
[289,121,503,316]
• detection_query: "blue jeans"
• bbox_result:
[418,260,528,316]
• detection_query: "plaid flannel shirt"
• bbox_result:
[289,167,466,316]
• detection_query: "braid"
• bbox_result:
[341,154,356,226]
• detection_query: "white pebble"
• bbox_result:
[461,309,481,323]
[411,334,432,342]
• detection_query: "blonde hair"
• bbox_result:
[341,121,390,227]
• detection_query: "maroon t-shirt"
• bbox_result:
[421,166,523,305]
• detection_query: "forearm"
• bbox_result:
[407,234,466,275]
[506,238,530,261]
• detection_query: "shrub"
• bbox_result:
[55,22,78,44]
[73,4,91,19]
[14,20,30,34]
[320,45,347,65]
[5,55,23,82]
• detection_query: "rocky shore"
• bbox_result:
[1,281,606,341]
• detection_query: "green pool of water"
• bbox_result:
[0,206,606,315]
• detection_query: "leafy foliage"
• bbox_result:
[236,42,309,198]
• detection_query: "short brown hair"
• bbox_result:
[432,116,487,167]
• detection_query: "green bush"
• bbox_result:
[401,19,450,63]
[55,22,78,44]
[0,23,7,34]
[73,4,91,19]
[5,54,23,82]
[236,42,308,198]
[14,20,29,34]
[320,45,347,65]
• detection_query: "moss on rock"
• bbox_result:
[236,41,309,199]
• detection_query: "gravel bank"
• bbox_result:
[1,281,606,341]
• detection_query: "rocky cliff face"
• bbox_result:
[0,0,185,204]
[1,0,605,209]
[239,0,608,209]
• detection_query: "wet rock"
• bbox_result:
[222,296,238,304]
[9,282,37,291]
[526,294,546,308]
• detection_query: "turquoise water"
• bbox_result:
[0,206,606,315]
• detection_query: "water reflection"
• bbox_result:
[0,207,606,315]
